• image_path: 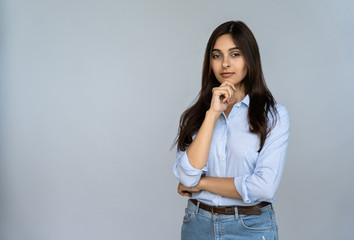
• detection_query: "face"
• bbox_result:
[210,34,248,88]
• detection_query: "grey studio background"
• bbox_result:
[1,0,353,239]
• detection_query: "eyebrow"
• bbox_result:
[212,47,239,52]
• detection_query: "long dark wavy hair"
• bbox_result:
[173,21,278,153]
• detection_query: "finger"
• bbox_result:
[177,183,183,195]
[221,80,237,91]
[219,85,233,102]
[221,83,235,100]
[182,191,192,197]
[218,90,228,103]
[178,184,190,195]
[215,89,229,103]
[178,189,185,196]
[222,89,231,103]
[221,85,236,102]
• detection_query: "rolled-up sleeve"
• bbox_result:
[235,105,290,204]
[173,149,208,188]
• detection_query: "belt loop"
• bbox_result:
[234,206,239,220]
[195,200,200,214]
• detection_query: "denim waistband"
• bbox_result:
[186,199,274,220]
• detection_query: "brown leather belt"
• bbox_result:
[191,199,271,215]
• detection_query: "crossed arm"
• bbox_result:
[178,177,242,199]
[177,105,243,200]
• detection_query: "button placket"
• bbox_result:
[221,124,228,176]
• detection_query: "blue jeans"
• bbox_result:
[181,199,279,240]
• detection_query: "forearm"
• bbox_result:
[199,177,242,200]
[186,110,220,169]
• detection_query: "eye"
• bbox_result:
[212,54,222,59]
[231,52,240,57]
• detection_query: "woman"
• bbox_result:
[172,21,290,240]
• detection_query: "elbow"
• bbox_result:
[180,177,201,188]
[173,164,201,188]
[259,186,276,200]
[248,185,276,202]
[248,176,277,201]
[173,157,205,188]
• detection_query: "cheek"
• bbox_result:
[242,67,248,76]
[210,61,217,71]
[211,63,219,76]
[239,62,248,77]
[238,57,247,73]
[211,64,222,82]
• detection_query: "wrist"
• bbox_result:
[198,177,208,191]
[206,109,221,122]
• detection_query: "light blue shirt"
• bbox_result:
[173,95,290,206]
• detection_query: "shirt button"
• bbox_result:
[222,138,226,142]
[236,103,241,107]
[221,157,224,161]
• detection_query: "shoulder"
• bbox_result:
[275,103,289,119]
[268,103,289,127]
[270,103,289,128]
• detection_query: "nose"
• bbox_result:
[222,57,230,68]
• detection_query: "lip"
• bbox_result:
[221,72,234,77]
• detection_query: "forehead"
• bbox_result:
[213,34,238,50]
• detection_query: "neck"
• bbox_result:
[230,82,246,104]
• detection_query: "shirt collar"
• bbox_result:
[241,94,250,107]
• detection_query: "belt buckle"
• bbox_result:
[211,207,219,215]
